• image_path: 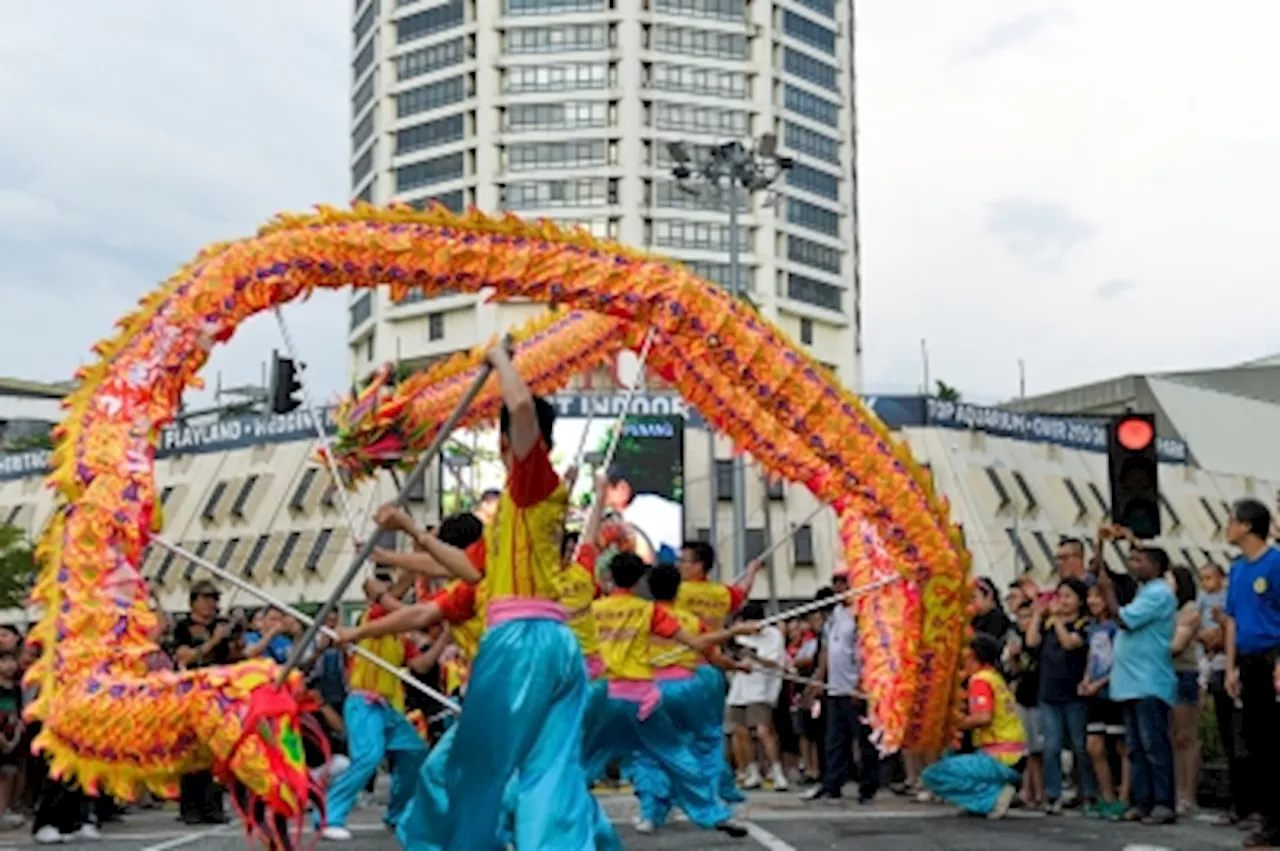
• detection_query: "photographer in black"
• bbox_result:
[171,580,235,825]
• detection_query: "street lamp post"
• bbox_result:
[669,135,792,604]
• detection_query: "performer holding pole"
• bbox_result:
[394,341,615,851]
[673,540,762,804]
[629,563,750,834]
[582,554,755,838]
[276,337,506,687]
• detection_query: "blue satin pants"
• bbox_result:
[584,681,732,829]
[424,618,619,851]
[326,694,426,829]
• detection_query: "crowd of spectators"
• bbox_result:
[957,499,1280,846]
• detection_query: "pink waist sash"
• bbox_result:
[607,679,661,721]
[654,666,694,682]
[585,653,606,681]
[981,741,1025,756]
[487,598,567,628]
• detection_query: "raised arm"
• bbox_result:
[373,547,453,580]
[487,343,538,459]
[1025,604,1046,648]
[375,504,482,584]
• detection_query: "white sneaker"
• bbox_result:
[321,826,354,841]
[741,764,762,790]
[77,823,101,841]
[769,763,789,792]
[989,785,1016,820]
[33,826,64,844]
[330,755,351,778]
[0,811,25,828]
[634,819,655,834]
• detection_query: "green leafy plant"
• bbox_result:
[935,380,962,402]
[0,525,36,612]
[0,432,53,453]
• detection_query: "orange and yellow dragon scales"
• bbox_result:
[24,204,971,848]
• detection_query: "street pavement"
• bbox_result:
[0,791,1251,850]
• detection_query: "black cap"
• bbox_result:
[189,580,221,600]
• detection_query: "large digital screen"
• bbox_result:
[557,414,685,567]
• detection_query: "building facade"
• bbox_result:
[345,0,862,388]
[0,378,68,445]
[2,393,1271,623]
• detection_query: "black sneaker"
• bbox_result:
[716,820,748,838]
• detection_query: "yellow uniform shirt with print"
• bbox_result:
[649,605,702,670]
[483,439,570,609]
[969,667,1026,767]
[674,579,746,628]
[592,592,686,681]
[559,560,600,656]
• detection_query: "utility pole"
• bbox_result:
[669,135,792,604]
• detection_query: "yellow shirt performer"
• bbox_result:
[920,633,1027,819]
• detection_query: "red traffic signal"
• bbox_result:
[1107,413,1160,539]
[1116,416,1155,452]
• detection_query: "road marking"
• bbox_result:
[139,826,233,851]
[1121,846,1173,851]
[744,821,799,851]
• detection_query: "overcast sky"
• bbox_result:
[1,1,1276,409]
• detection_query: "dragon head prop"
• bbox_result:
[325,363,415,482]
[195,663,329,849]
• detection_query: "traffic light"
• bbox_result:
[1107,413,1160,539]
[270,353,303,415]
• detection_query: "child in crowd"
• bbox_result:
[921,634,1025,819]
[0,650,24,829]
[1080,585,1127,819]
[1004,602,1043,808]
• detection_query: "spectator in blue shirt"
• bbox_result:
[1097,527,1176,825]
[1224,498,1280,848]
[243,607,296,665]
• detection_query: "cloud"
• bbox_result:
[859,0,1280,400]
[985,197,1095,268]
[951,7,1074,64]
[1094,278,1138,300]
[0,1,349,404]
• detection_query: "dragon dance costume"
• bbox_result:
[581,590,733,830]
[673,578,750,805]
[325,608,428,832]
[416,440,617,851]
[626,605,730,827]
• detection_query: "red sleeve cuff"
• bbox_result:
[436,583,478,624]
[651,603,681,639]
[727,584,748,613]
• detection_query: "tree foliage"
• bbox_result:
[0,526,36,612]
[0,432,53,453]
[935,380,962,402]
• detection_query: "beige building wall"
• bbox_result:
[1,407,1272,623]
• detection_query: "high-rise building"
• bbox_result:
[346,0,860,385]
[345,0,860,591]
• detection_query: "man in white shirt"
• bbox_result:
[726,601,789,791]
[802,571,880,803]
